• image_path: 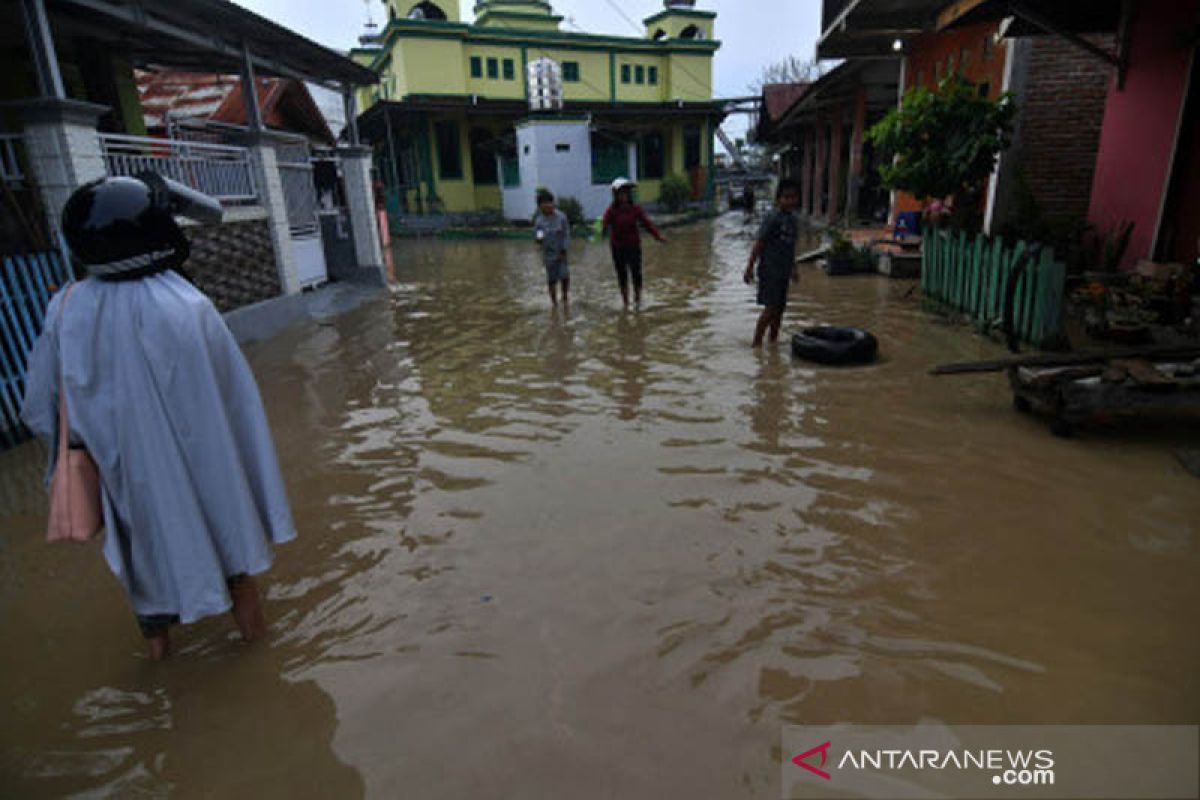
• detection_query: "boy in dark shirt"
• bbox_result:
[743,180,801,347]
[601,178,667,309]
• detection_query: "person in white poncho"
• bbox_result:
[22,174,296,660]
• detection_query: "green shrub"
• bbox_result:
[558,196,585,227]
[659,175,692,213]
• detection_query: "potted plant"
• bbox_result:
[825,228,857,275]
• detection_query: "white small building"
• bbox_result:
[501,116,637,221]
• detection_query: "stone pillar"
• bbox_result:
[11,98,109,235]
[338,145,386,284]
[847,87,867,225]
[828,106,844,223]
[247,137,299,295]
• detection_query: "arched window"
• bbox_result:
[408,1,447,20]
[652,28,667,40]
[680,24,703,40]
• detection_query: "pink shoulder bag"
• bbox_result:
[46,284,103,543]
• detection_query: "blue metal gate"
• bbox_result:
[0,250,72,449]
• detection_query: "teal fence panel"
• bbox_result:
[1,250,71,449]
[921,229,1065,348]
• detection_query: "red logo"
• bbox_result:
[793,741,833,780]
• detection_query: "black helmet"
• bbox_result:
[61,173,223,278]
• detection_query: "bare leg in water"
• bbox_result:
[752,307,782,348]
[137,573,266,659]
[228,574,267,642]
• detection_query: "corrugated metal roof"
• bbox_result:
[136,70,335,144]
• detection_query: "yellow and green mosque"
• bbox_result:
[351,0,723,219]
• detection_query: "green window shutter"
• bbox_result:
[635,65,645,85]
[591,133,627,184]
[470,57,482,78]
[621,64,631,84]
[503,59,515,80]
[487,58,499,79]
[563,62,580,82]
[501,156,520,187]
[648,66,658,85]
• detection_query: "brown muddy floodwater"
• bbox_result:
[1,214,1198,798]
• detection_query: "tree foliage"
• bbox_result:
[867,77,1016,204]
[749,55,825,92]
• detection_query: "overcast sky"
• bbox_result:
[231,0,822,138]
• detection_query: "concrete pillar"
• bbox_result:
[828,106,844,223]
[801,128,814,217]
[248,137,299,294]
[847,87,867,225]
[338,145,386,284]
[627,140,639,181]
[12,98,109,236]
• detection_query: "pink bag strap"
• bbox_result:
[55,283,79,457]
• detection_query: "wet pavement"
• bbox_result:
[2,214,1198,798]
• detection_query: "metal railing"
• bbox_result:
[1,135,25,186]
[99,133,258,204]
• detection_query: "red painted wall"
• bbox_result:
[1087,0,1198,268]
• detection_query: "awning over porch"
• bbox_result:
[934,0,1126,37]
[357,96,728,141]
[40,0,378,90]
[817,0,947,58]
[775,59,901,132]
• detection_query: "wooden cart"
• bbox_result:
[932,346,1200,437]
[1007,357,1200,436]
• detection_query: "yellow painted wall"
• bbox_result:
[614,54,668,103]
[474,185,503,211]
[396,37,468,96]
[644,13,715,41]
[530,48,612,102]
[475,12,561,31]
[667,53,712,101]
[464,44,524,99]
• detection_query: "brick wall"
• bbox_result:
[184,217,282,312]
[1016,35,1113,224]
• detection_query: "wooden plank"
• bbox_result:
[797,245,829,264]
[984,237,1003,321]
[973,232,985,314]
[931,345,1200,375]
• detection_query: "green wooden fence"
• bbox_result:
[922,229,1066,348]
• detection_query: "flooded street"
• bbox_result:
[2,214,1198,798]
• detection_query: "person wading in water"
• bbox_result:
[22,174,296,660]
[601,178,667,310]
